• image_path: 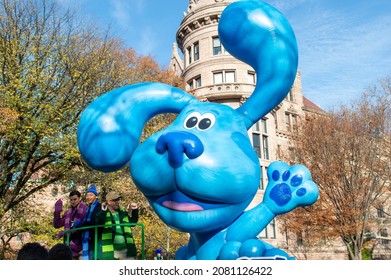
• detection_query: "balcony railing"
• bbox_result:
[63,223,145,260]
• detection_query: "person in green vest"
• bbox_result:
[97,191,139,260]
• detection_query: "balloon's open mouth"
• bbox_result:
[150,191,227,212]
[162,201,204,211]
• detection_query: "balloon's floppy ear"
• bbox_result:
[219,0,298,128]
[77,82,197,172]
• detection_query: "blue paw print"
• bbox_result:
[264,161,319,214]
[270,169,306,206]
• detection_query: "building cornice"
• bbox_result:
[177,3,228,49]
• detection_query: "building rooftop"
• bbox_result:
[303,96,325,113]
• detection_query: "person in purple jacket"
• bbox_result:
[53,190,87,259]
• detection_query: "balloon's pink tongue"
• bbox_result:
[162,201,204,211]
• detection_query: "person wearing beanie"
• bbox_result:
[96,191,139,260]
[74,184,102,260]
[53,190,87,259]
[86,185,98,196]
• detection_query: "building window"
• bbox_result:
[269,219,276,238]
[195,76,201,88]
[285,113,298,132]
[252,119,269,160]
[187,46,192,64]
[213,36,222,55]
[225,71,235,83]
[187,42,200,65]
[261,119,267,134]
[213,70,236,84]
[259,219,276,239]
[194,42,199,61]
[248,71,256,84]
[213,72,223,84]
[285,113,291,131]
[187,75,201,90]
[259,165,265,190]
[292,115,297,131]
[262,135,269,160]
[252,133,261,158]
[259,228,267,239]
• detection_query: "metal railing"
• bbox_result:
[63,223,145,260]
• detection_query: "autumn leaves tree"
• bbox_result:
[280,76,391,259]
[0,0,185,258]
[0,0,111,212]
[0,0,118,257]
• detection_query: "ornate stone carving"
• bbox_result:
[188,0,199,12]
[240,96,248,104]
[184,26,192,34]
[193,20,201,29]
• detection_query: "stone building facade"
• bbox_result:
[169,0,346,259]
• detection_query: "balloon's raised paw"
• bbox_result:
[263,161,319,215]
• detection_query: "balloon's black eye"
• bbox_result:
[184,112,201,129]
[185,116,198,128]
[198,118,212,130]
[197,113,215,131]
[184,112,215,131]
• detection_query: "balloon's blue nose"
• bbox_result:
[156,131,204,168]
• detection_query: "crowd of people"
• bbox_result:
[17,185,140,260]
[17,242,73,260]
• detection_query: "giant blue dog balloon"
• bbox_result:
[77,0,319,260]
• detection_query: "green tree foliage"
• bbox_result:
[0,0,121,258]
[0,0,186,259]
[280,76,391,260]
[0,0,115,216]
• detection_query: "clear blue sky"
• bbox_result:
[57,0,391,111]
